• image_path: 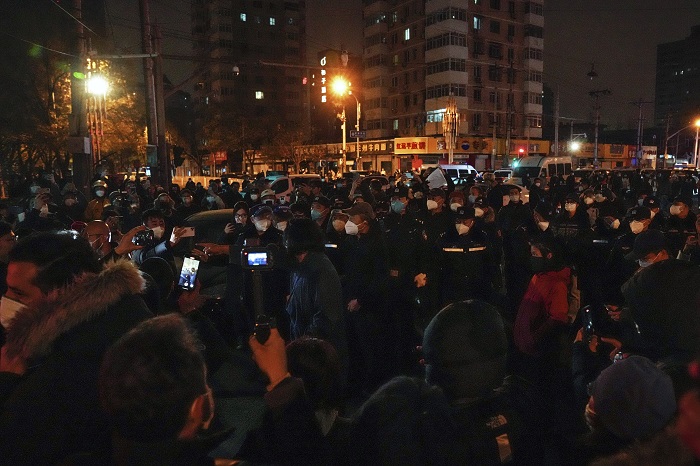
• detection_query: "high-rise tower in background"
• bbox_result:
[190,0,307,122]
[361,0,543,144]
[655,26,700,129]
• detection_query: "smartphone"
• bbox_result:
[178,256,200,291]
[181,226,195,237]
[132,229,154,246]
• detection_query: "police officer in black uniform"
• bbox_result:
[665,195,697,256]
[382,185,429,374]
[603,206,653,305]
[436,206,496,306]
[496,185,534,319]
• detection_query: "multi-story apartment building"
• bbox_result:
[190,0,307,122]
[655,26,700,130]
[362,0,544,153]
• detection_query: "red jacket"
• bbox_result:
[514,267,571,356]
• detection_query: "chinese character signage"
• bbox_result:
[395,137,429,154]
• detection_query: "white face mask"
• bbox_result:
[345,220,360,235]
[637,198,645,206]
[509,194,520,203]
[151,226,164,240]
[275,221,288,232]
[638,251,661,269]
[253,219,271,232]
[332,219,346,232]
[426,199,438,211]
[629,220,645,235]
[670,205,682,216]
[450,202,462,212]
[95,189,105,198]
[0,295,26,328]
[537,221,550,231]
[455,223,470,235]
[89,237,105,252]
[564,203,577,212]
[474,207,484,218]
[468,194,477,204]
[584,197,594,205]
[250,194,259,201]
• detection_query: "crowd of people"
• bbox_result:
[2,167,700,464]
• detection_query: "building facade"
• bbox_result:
[655,25,700,129]
[190,0,307,122]
[361,0,544,168]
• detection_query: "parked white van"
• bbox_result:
[269,174,321,203]
[511,156,573,185]
[439,164,479,183]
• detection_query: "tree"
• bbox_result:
[198,104,272,174]
[261,121,314,173]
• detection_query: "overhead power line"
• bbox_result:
[0,30,77,57]
[50,0,97,35]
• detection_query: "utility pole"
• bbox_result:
[589,89,611,168]
[154,23,170,187]
[630,98,652,166]
[69,0,91,196]
[139,0,158,176]
[554,87,560,157]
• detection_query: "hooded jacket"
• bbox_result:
[514,267,571,356]
[0,260,152,465]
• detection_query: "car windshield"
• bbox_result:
[513,167,541,178]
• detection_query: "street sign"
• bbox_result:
[350,130,366,139]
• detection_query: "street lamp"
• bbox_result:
[86,75,109,95]
[589,89,611,168]
[664,118,700,168]
[331,76,362,172]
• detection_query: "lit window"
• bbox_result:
[473,16,481,30]
[255,91,264,100]
[270,17,276,25]
[240,13,246,21]
[404,28,410,41]
[393,119,399,130]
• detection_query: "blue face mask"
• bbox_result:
[311,208,323,220]
[391,200,405,214]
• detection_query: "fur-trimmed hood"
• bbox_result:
[4,259,146,361]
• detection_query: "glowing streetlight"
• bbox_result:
[330,76,349,97]
[570,141,581,152]
[86,75,109,95]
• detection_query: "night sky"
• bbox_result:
[106,0,700,130]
